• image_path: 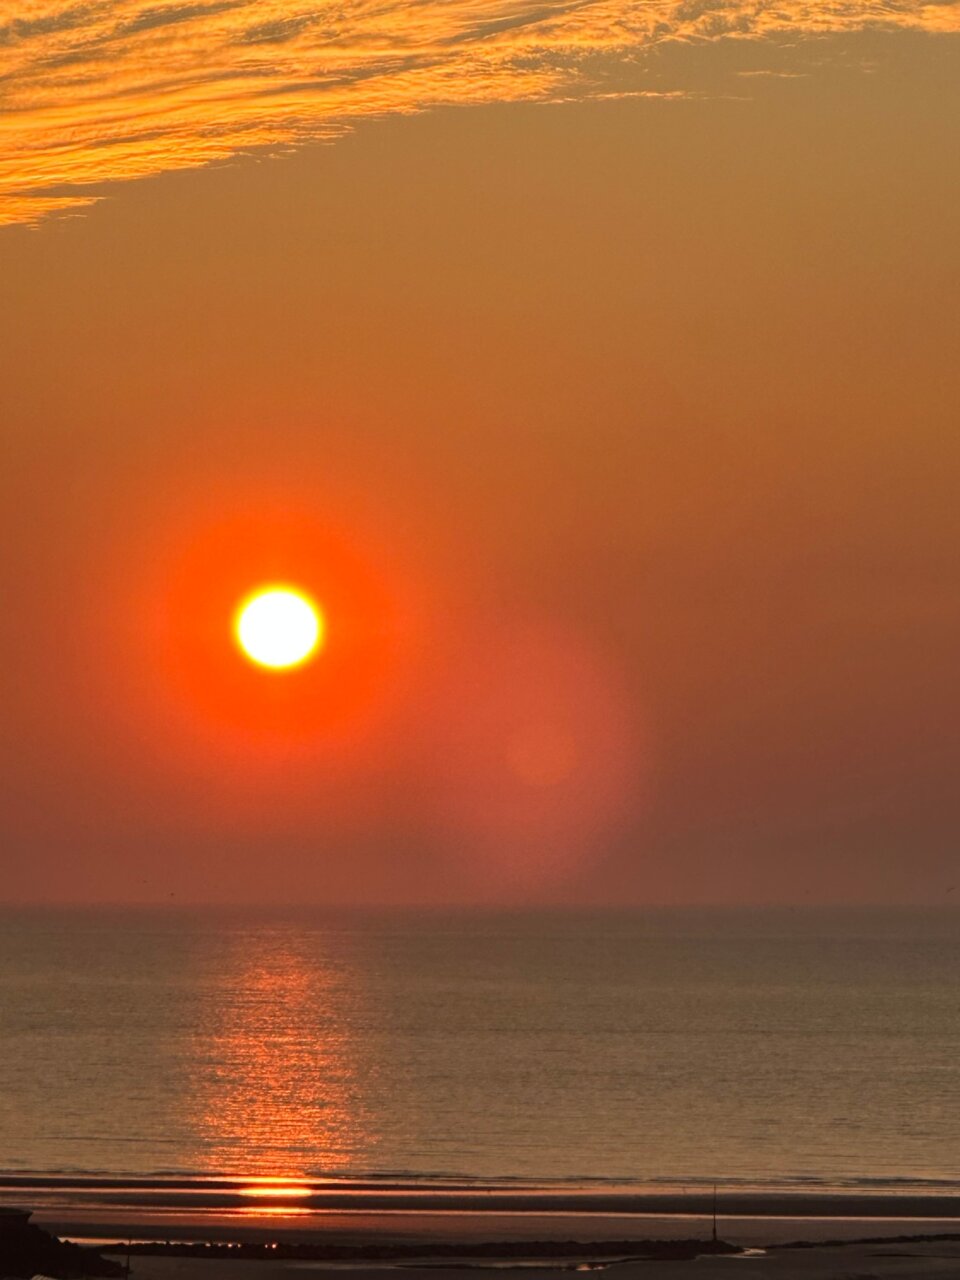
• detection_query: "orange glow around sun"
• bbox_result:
[145,499,412,746]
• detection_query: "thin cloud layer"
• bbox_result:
[2,0,957,225]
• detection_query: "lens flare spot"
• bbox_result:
[506,723,578,787]
[235,586,324,670]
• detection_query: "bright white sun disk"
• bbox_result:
[235,587,323,669]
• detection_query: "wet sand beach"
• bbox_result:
[118,1240,960,1280]
[7,1180,960,1280]
[8,1175,958,1245]
[5,1177,955,1258]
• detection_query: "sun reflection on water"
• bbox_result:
[189,925,375,1182]
[238,1181,313,1198]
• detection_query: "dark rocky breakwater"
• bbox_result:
[0,1207,122,1278]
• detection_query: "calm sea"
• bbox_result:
[1,908,958,1191]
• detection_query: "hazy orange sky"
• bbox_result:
[2,4,959,904]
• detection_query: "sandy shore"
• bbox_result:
[35,1205,960,1251]
[8,1192,960,1280]
[118,1242,960,1280]
[7,1181,960,1277]
[10,1179,958,1251]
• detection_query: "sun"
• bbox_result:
[234,586,324,670]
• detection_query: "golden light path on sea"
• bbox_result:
[190,931,372,1181]
[2,0,958,226]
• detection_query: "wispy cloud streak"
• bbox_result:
[1,0,957,224]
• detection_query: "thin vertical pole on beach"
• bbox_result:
[711,1184,718,1243]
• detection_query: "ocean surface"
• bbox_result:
[1,907,958,1192]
